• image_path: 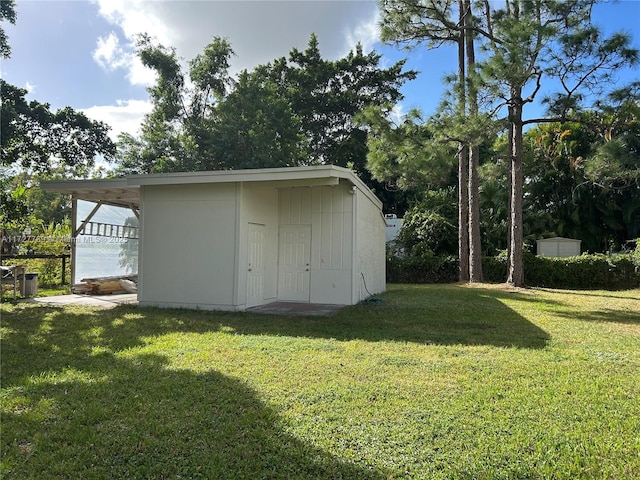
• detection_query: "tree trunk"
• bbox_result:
[468,144,483,282]
[465,0,483,283]
[507,96,524,287]
[457,0,470,283]
[459,145,470,282]
[506,120,513,269]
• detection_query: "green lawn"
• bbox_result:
[1,284,639,479]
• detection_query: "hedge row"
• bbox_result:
[386,255,459,284]
[484,252,640,290]
[387,252,640,290]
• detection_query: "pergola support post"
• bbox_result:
[71,198,77,287]
[129,204,140,220]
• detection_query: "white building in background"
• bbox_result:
[536,237,582,258]
[385,214,403,243]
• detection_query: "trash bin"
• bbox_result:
[24,273,38,296]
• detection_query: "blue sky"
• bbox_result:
[2,0,639,140]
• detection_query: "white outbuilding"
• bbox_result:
[536,237,582,258]
[44,166,386,310]
[384,214,403,243]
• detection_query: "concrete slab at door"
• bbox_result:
[247,223,266,308]
[278,225,311,302]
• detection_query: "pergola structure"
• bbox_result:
[43,178,140,285]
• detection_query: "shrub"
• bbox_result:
[481,251,639,290]
[386,253,458,284]
[391,249,639,290]
[396,208,457,257]
[529,254,638,290]
[482,251,508,283]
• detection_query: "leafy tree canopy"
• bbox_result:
[115,33,416,178]
[0,0,16,59]
[1,80,116,176]
[1,1,115,228]
[360,106,457,191]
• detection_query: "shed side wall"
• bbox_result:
[138,184,237,309]
[354,189,386,302]
[537,238,581,258]
[558,242,580,257]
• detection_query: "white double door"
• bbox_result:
[277,225,311,302]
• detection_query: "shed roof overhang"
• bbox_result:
[42,178,141,209]
[42,165,382,210]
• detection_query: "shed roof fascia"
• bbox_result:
[129,165,348,185]
[44,178,131,191]
[42,165,382,210]
[128,165,382,209]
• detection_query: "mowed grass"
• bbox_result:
[1,284,639,479]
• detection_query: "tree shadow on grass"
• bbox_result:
[553,308,640,325]
[494,287,640,325]
[535,288,640,302]
[1,306,386,479]
[229,285,551,349]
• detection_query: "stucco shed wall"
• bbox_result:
[354,188,386,302]
[536,237,582,258]
[138,183,238,309]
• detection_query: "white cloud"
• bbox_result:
[389,103,405,125]
[126,57,158,87]
[92,29,157,87]
[93,31,127,70]
[92,0,381,82]
[82,99,153,139]
[94,0,173,46]
[344,8,381,55]
[92,0,174,86]
[25,81,36,94]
